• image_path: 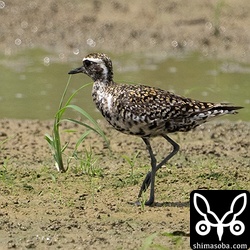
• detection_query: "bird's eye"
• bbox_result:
[84,60,92,67]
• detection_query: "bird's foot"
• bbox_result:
[134,196,154,206]
[134,200,142,206]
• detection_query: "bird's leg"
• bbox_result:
[156,134,180,171]
[137,135,180,204]
[138,137,157,205]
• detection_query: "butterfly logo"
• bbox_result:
[193,193,247,241]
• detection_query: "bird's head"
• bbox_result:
[68,53,113,82]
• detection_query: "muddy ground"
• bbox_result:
[0,0,250,249]
[0,120,249,249]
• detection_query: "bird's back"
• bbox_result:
[93,82,242,137]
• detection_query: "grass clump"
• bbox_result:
[122,151,140,184]
[45,76,109,173]
[73,149,103,178]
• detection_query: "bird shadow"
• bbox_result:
[153,200,190,208]
[128,200,190,208]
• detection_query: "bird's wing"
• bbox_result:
[115,84,214,120]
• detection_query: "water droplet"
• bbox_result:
[201,91,208,97]
[220,26,226,33]
[205,22,213,30]
[98,37,104,44]
[171,40,178,48]
[17,28,24,36]
[150,38,156,46]
[202,48,209,57]
[19,75,26,80]
[73,48,79,55]
[182,40,187,47]
[15,93,23,99]
[207,69,218,76]
[169,67,177,73]
[31,26,38,33]
[59,53,65,60]
[188,40,194,47]
[43,57,50,66]
[21,21,28,29]
[4,48,11,56]
[0,1,5,9]
[87,38,96,47]
[15,38,22,46]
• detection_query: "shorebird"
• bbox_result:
[68,53,242,206]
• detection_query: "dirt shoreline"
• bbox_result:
[1,0,250,62]
[0,119,249,249]
[1,0,250,249]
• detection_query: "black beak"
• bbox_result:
[68,66,85,74]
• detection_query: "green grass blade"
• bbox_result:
[44,134,53,145]
[65,104,110,147]
[63,82,92,108]
[66,104,97,124]
[61,142,69,153]
[64,118,102,135]
[140,233,158,250]
[58,75,72,110]
[74,130,91,151]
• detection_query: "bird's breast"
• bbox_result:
[92,89,164,137]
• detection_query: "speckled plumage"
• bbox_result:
[69,53,242,205]
[93,82,240,136]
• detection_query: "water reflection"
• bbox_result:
[0,49,249,121]
[0,1,5,9]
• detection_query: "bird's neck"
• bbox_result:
[91,79,116,119]
[93,79,115,90]
[92,70,113,83]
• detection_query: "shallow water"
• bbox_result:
[0,48,249,121]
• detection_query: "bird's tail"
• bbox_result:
[190,103,243,124]
[210,103,243,115]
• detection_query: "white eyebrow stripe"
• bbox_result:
[82,57,103,63]
[82,56,109,77]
